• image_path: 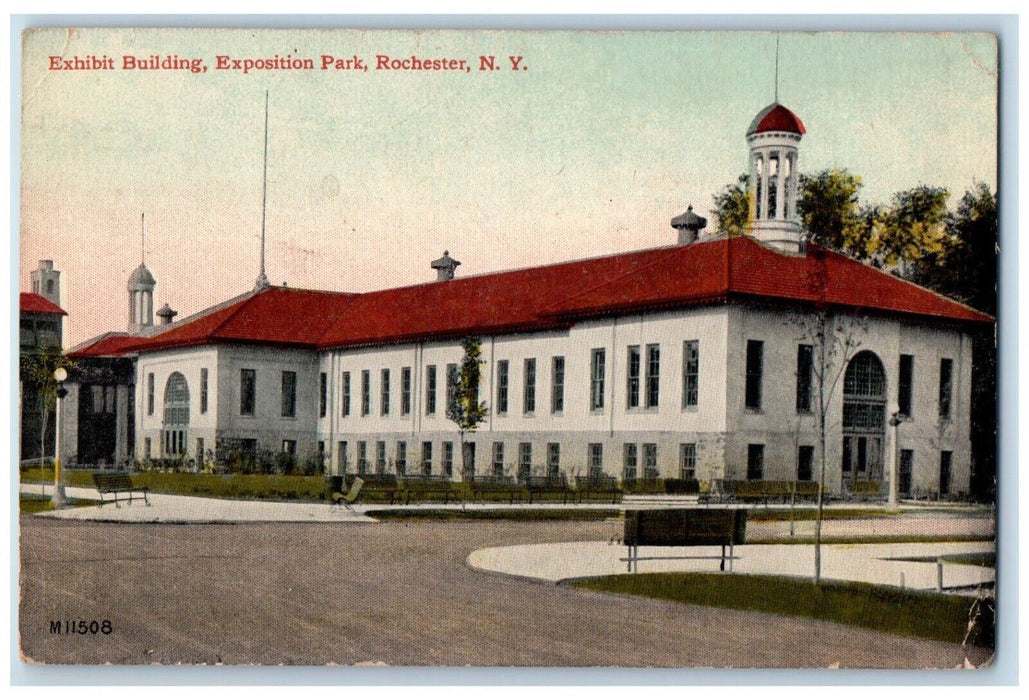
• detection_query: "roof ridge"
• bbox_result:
[66,330,130,355]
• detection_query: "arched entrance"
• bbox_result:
[163,372,190,458]
[842,351,886,486]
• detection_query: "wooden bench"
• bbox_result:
[524,475,573,504]
[92,473,150,508]
[470,476,526,503]
[575,475,623,503]
[845,480,886,502]
[623,508,747,573]
[346,473,402,504]
[401,475,455,504]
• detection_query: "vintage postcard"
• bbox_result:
[16,27,999,670]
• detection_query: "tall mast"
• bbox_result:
[141,212,145,265]
[255,90,270,291]
[774,34,780,103]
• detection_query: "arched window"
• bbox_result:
[163,372,190,457]
[842,351,886,484]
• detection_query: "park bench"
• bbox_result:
[524,475,573,504]
[346,473,402,504]
[401,475,455,504]
[92,473,150,508]
[469,475,526,503]
[575,474,623,503]
[622,508,747,573]
[713,479,820,505]
[845,480,886,502]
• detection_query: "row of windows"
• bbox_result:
[142,347,956,423]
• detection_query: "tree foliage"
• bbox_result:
[712,174,750,237]
[797,169,868,257]
[20,347,77,462]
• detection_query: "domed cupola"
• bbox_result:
[746,102,806,253]
[127,262,156,333]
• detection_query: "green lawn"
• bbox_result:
[19,494,100,514]
[371,508,621,521]
[572,572,975,643]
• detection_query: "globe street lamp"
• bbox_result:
[887,404,907,509]
[52,366,68,508]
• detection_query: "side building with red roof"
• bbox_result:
[62,102,993,498]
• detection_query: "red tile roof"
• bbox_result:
[20,292,66,316]
[748,103,806,136]
[75,237,992,357]
[67,332,137,358]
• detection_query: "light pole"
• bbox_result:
[52,366,68,507]
[887,404,906,509]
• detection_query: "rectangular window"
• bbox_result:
[201,368,209,414]
[679,443,697,480]
[319,372,327,418]
[147,372,155,415]
[588,443,603,478]
[546,442,560,477]
[442,441,454,477]
[282,439,296,455]
[357,441,368,474]
[342,372,351,417]
[196,438,205,465]
[281,371,297,418]
[396,441,407,475]
[626,345,641,408]
[361,370,371,416]
[939,451,953,497]
[796,344,813,413]
[92,385,104,414]
[338,441,348,472]
[551,356,565,413]
[492,442,505,476]
[899,354,914,417]
[380,369,391,416]
[240,369,255,416]
[496,360,509,414]
[421,442,433,475]
[523,358,537,414]
[747,444,764,480]
[645,344,660,409]
[899,449,914,496]
[623,443,638,481]
[446,363,459,414]
[939,358,953,419]
[144,437,152,460]
[401,367,412,416]
[643,443,658,479]
[590,348,606,411]
[798,445,814,481]
[682,340,699,408]
[426,365,437,415]
[518,443,532,479]
[745,340,764,410]
[375,441,386,473]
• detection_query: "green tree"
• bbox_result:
[797,169,869,258]
[871,185,952,274]
[20,347,76,467]
[446,337,489,480]
[712,174,750,237]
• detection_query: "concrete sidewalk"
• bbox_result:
[467,540,996,594]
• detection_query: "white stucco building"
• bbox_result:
[67,102,991,497]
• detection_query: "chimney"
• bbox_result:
[430,251,461,281]
[156,302,178,326]
[671,205,707,245]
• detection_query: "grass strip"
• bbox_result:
[19,494,101,514]
[371,508,621,521]
[572,572,973,643]
[748,534,993,545]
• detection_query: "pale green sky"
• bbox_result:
[19,29,997,345]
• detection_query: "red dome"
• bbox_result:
[747,103,806,136]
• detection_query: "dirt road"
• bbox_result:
[19,516,970,667]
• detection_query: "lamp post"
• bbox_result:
[887,404,906,509]
[52,366,68,507]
